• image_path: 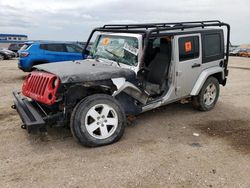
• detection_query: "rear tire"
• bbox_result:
[0,54,5,60]
[193,77,220,111]
[70,94,126,147]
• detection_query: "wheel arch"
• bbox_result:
[111,77,149,105]
[191,67,225,96]
[65,83,142,116]
[65,83,113,108]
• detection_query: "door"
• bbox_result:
[175,34,202,97]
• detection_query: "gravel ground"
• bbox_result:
[0,57,250,188]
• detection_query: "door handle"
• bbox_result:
[192,63,201,68]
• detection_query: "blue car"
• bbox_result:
[18,41,84,72]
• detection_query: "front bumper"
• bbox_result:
[12,91,46,133]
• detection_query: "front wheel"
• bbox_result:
[70,94,126,147]
[193,77,220,111]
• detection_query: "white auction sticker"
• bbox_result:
[123,42,139,56]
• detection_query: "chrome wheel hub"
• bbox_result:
[84,104,118,139]
[203,83,217,106]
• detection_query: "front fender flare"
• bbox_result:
[191,67,224,96]
[111,78,149,104]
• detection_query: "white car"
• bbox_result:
[13,20,230,147]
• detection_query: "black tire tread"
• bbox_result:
[70,94,126,147]
[192,76,220,111]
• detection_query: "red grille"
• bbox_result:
[22,71,60,105]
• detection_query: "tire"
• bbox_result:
[70,94,126,147]
[192,77,220,111]
[0,54,5,60]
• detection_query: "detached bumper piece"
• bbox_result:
[13,91,46,133]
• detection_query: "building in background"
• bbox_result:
[0,34,28,48]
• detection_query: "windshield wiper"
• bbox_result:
[104,49,121,67]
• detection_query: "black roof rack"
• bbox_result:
[102,20,222,30]
[83,20,230,69]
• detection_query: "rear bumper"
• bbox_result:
[5,54,12,59]
[12,91,46,133]
[18,59,32,72]
[18,64,31,72]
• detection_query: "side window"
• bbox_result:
[41,44,66,52]
[204,34,221,57]
[40,44,47,50]
[178,36,199,61]
[202,32,224,63]
[65,44,83,53]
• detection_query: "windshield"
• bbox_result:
[91,35,139,66]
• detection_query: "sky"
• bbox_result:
[0,0,249,44]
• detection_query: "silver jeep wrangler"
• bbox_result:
[13,20,230,147]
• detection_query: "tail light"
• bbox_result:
[22,71,60,105]
[20,52,29,57]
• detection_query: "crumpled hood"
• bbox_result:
[34,59,136,83]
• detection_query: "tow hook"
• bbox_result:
[21,124,26,129]
[11,104,16,109]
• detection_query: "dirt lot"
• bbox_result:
[0,57,250,188]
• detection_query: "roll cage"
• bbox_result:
[83,20,230,75]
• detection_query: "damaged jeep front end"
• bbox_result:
[12,71,63,133]
[12,65,144,133]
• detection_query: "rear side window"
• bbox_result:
[204,34,221,57]
[40,44,66,52]
[178,36,199,61]
[202,32,224,63]
[20,44,31,50]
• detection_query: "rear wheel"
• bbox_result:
[193,77,220,111]
[0,54,5,60]
[70,94,126,147]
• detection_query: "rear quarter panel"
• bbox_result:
[19,44,45,70]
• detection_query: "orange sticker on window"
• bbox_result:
[102,38,110,46]
[185,41,192,52]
